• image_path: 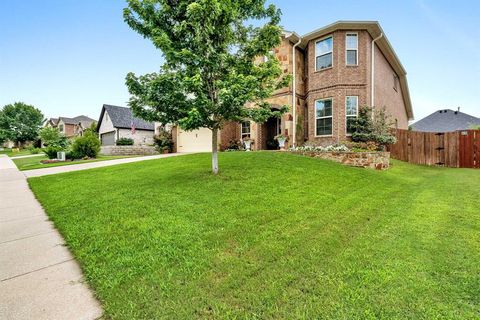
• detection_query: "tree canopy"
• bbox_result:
[124,0,290,173]
[0,102,44,146]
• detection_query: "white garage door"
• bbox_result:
[177,128,212,153]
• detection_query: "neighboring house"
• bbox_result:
[173,21,414,153]
[44,115,96,138]
[97,104,155,146]
[411,109,480,132]
[44,118,59,128]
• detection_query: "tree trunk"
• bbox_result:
[211,127,219,174]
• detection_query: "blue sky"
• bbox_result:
[1,0,479,123]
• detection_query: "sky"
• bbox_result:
[1,0,479,123]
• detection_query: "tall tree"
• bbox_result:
[124,0,290,174]
[0,102,44,147]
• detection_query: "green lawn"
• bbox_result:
[14,155,138,171]
[0,148,36,157]
[28,152,480,319]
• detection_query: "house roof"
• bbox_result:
[58,115,95,126]
[97,104,155,131]
[283,21,414,121]
[46,118,58,125]
[411,109,480,132]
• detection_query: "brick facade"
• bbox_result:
[220,22,412,150]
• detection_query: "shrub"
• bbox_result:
[65,150,80,160]
[154,128,173,152]
[39,127,68,148]
[225,139,242,151]
[350,106,397,150]
[72,132,100,158]
[44,146,63,159]
[266,139,279,150]
[116,138,134,146]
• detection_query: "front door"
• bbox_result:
[265,117,281,150]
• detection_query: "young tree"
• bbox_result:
[0,102,44,147]
[39,127,68,148]
[350,106,396,150]
[124,0,290,174]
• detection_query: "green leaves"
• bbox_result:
[0,102,44,145]
[124,0,290,132]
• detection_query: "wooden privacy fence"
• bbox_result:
[389,129,480,168]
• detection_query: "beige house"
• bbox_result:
[173,21,414,152]
[44,116,96,138]
[97,104,155,146]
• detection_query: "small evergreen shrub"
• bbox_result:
[72,133,100,158]
[116,138,134,146]
[350,106,397,150]
[44,146,63,159]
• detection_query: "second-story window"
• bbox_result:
[58,124,64,132]
[315,36,333,71]
[346,33,358,66]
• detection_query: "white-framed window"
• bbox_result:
[315,36,333,71]
[241,121,251,139]
[315,98,333,136]
[345,96,358,135]
[346,33,358,66]
[58,124,64,132]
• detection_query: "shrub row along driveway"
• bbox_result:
[28,152,480,319]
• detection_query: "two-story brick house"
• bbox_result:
[174,21,414,152]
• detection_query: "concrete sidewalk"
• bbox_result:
[10,154,45,159]
[0,155,102,320]
[24,153,187,178]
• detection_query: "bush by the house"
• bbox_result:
[116,137,134,146]
[224,139,243,151]
[350,106,396,150]
[72,132,100,158]
[154,128,174,152]
[44,145,63,159]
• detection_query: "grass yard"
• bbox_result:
[0,148,36,157]
[28,152,480,319]
[14,155,138,171]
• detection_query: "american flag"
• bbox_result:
[131,121,136,134]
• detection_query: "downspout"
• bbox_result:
[292,37,302,148]
[371,33,383,118]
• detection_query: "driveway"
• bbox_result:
[0,155,102,320]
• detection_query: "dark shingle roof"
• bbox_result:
[59,115,95,126]
[100,105,154,131]
[48,118,58,125]
[411,109,480,132]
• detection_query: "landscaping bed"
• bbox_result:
[28,152,480,319]
[291,145,390,170]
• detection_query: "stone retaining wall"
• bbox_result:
[100,146,160,156]
[291,151,390,170]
